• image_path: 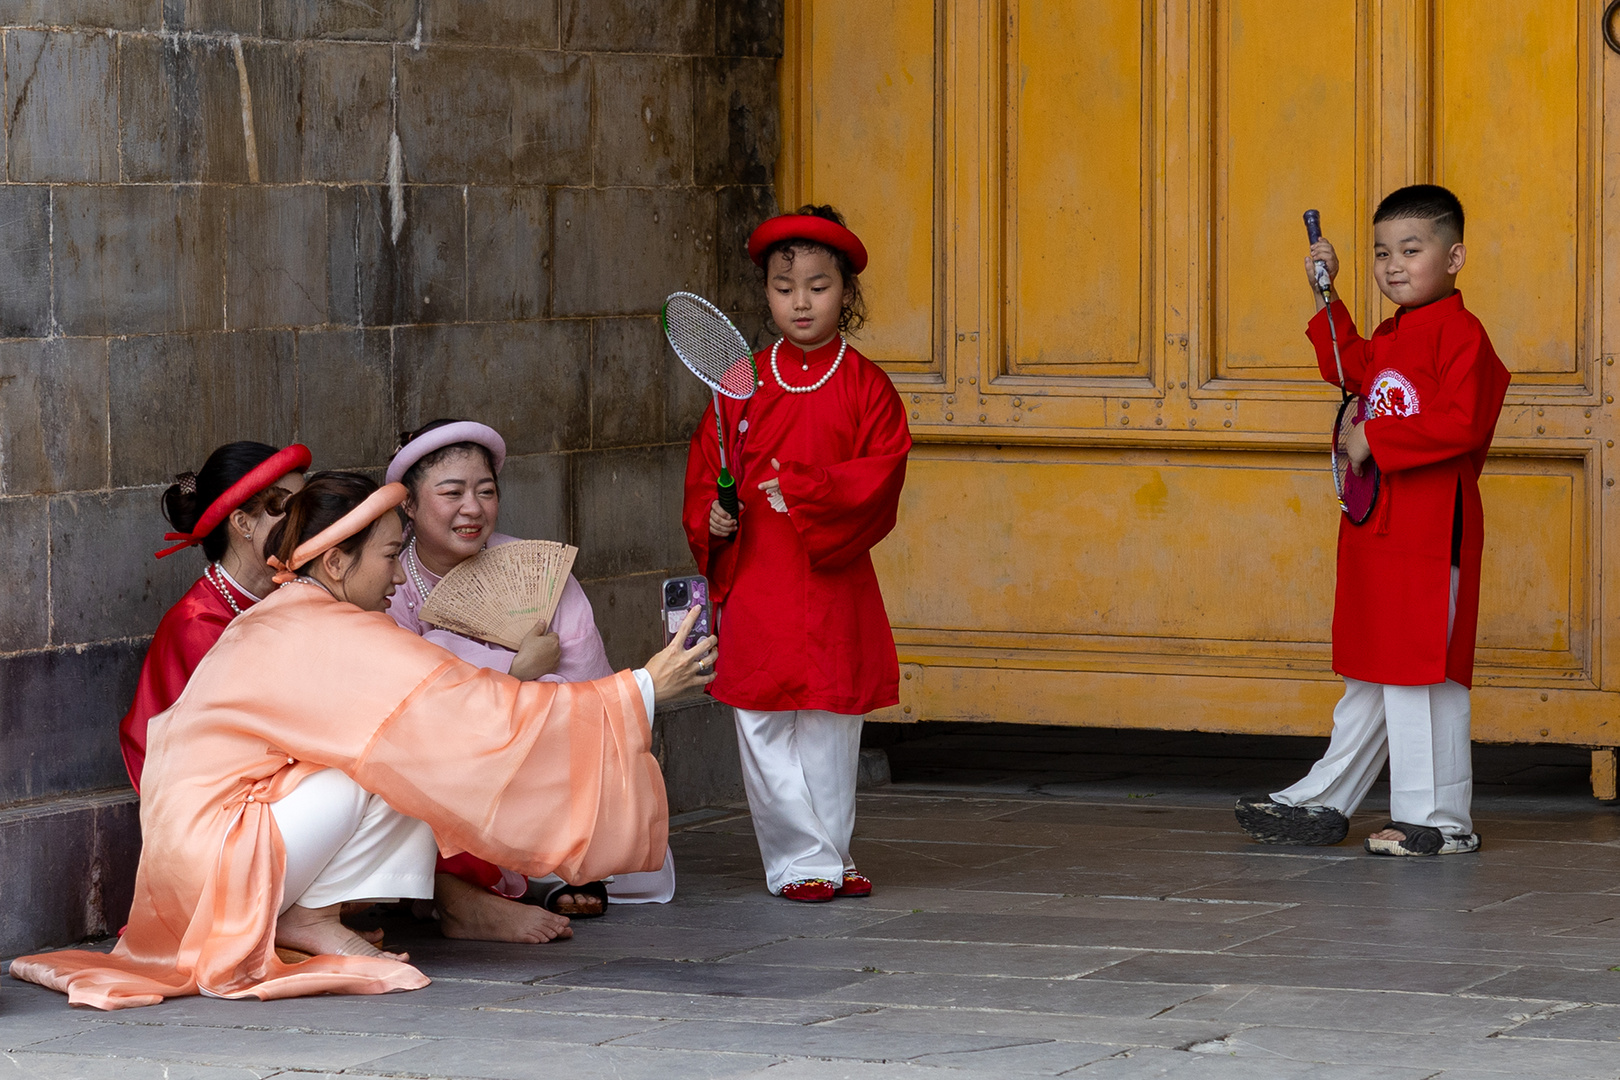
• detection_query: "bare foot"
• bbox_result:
[1367,826,1407,843]
[434,873,573,944]
[275,903,410,962]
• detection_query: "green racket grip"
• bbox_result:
[717,469,739,519]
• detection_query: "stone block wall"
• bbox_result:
[0,0,781,956]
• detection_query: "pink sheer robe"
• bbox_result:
[9,585,666,1010]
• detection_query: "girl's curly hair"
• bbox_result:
[758,204,868,335]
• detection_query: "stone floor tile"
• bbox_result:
[814,972,1212,1017]
[354,1036,775,1079]
[22,1024,423,1071]
[1023,894,1296,924]
[1501,1001,1620,1040]
[845,885,1071,914]
[610,1018,1047,1061]
[1067,1046,1433,1079]
[1467,966,1620,1005]
[487,986,870,1024]
[845,910,1288,953]
[816,1006,1235,1048]
[726,1059,1022,1080]
[912,1038,1119,1074]
[1217,1023,1620,1078]
[549,957,877,999]
[0,1055,272,1080]
[1158,983,1545,1036]
[726,935,1132,979]
[1087,950,1511,995]
[600,894,909,935]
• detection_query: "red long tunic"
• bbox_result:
[1307,292,1510,688]
[682,337,911,714]
[120,571,257,792]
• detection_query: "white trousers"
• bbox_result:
[734,708,863,893]
[270,768,438,914]
[1273,567,1473,835]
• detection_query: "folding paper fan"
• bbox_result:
[418,540,578,650]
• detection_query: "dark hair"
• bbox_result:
[264,471,383,575]
[1374,184,1465,242]
[393,419,500,498]
[759,204,868,335]
[162,441,304,562]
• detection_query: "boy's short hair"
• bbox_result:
[1373,184,1465,242]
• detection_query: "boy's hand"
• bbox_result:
[1346,421,1372,475]
[708,500,738,538]
[1305,239,1339,309]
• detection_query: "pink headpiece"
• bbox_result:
[267,482,408,585]
[386,422,507,485]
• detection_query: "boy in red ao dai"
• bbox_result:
[682,207,911,902]
[1236,185,1511,857]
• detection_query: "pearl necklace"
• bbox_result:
[404,537,434,606]
[204,562,244,617]
[770,336,846,393]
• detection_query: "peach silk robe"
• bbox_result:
[9,584,668,1010]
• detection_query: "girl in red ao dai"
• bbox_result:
[681,205,912,902]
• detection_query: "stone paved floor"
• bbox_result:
[5,727,1620,1079]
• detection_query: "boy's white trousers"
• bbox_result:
[1273,567,1473,836]
[734,708,863,893]
[270,768,438,913]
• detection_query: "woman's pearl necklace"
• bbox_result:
[204,562,243,617]
[404,537,434,607]
[770,336,846,394]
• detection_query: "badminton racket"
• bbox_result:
[1305,210,1380,526]
[661,292,759,518]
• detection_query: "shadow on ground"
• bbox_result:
[5,728,1619,1079]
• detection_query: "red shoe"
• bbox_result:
[780,879,837,902]
[834,871,872,898]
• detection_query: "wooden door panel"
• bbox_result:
[1214,0,1362,379]
[799,0,938,371]
[1476,461,1587,670]
[875,447,1339,645]
[1435,0,1585,380]
[1006,0,1149,376]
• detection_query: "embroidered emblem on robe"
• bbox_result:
[1365,369,1420,419]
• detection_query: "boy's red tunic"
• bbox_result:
[1307,292,1510,688]
[682,338,911,714]
[119,571,258,791]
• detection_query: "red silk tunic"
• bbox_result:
[120,570,258,791]
[1308,292,1510,688]
[683,337,911,714]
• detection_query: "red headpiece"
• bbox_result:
[154,443,313,559]
[747,214,868,274]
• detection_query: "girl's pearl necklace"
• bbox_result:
[770,336,846,394]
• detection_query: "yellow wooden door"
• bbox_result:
[779,0,1618,780]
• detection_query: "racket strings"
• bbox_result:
[664,295,758,400]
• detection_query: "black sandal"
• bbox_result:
[1234,794,1349,846]
[1363,821,1478,856]
[538,879,610,918]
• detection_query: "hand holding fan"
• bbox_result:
[1304,210,1380,526]
[661,292,758,518]
[418,540,578,650]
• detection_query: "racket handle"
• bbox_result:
[717,469,739,518]
[1303,209,1323,244]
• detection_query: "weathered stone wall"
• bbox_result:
[0,0,780,955]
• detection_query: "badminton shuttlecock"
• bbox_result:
[418,540,578,650]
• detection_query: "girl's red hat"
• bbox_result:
[747,214,868,274]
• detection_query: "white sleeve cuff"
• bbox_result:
[632,668,655,727]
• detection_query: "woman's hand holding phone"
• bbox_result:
[645,606,717,703]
